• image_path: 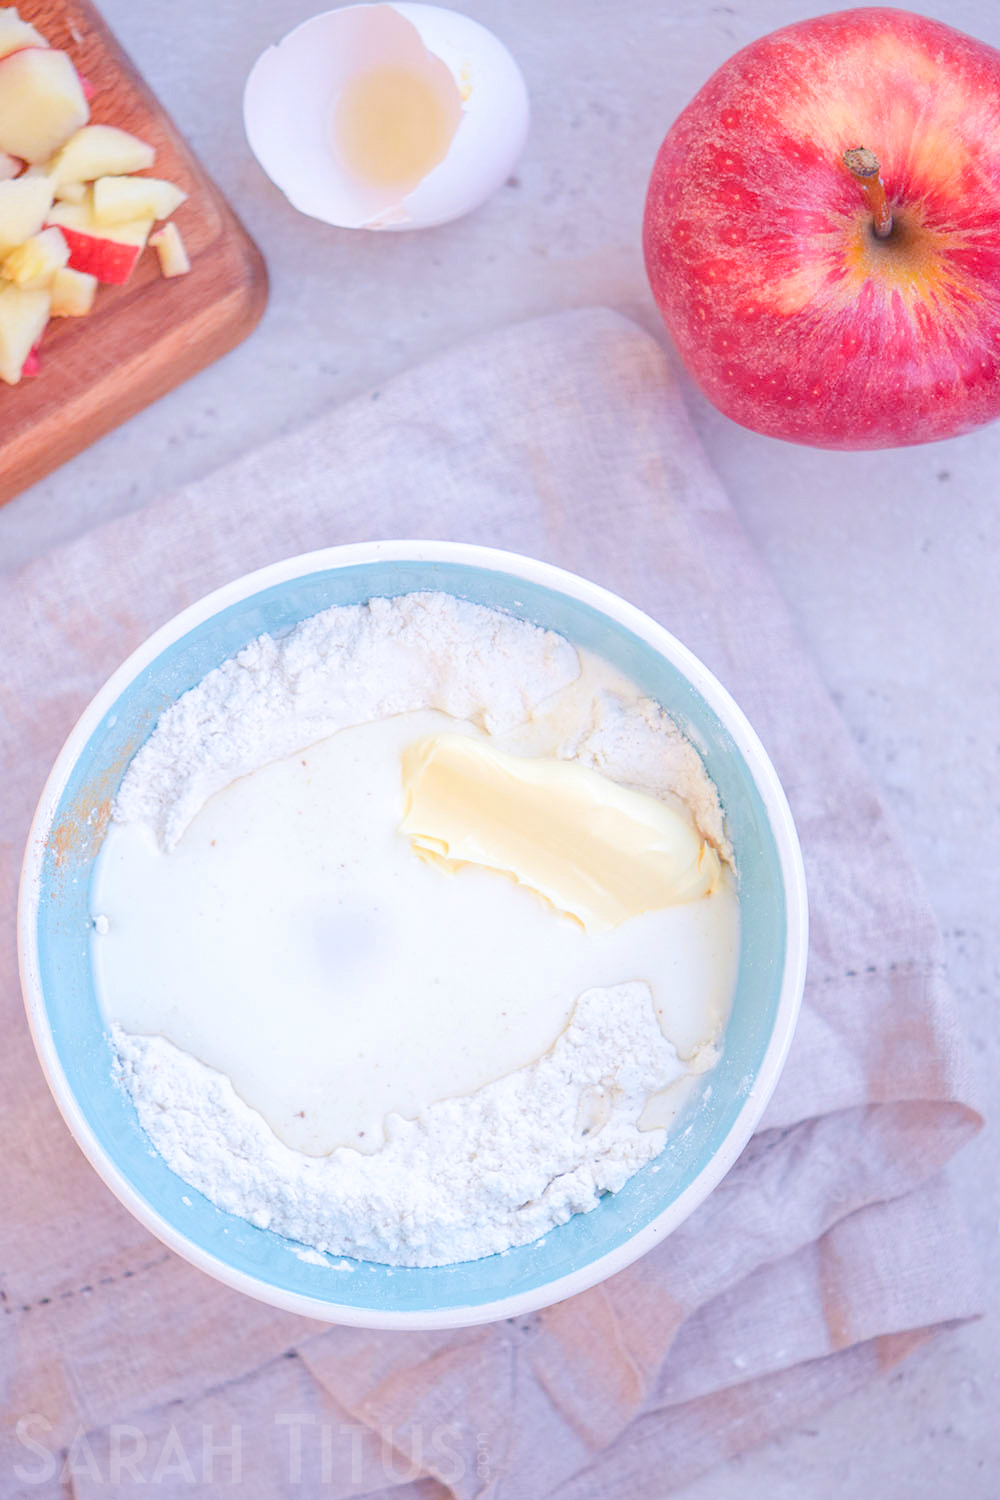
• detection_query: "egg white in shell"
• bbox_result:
[243,3,530,230]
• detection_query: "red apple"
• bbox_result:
[643,8,1000,449]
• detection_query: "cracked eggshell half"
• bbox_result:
[243,3,530,230]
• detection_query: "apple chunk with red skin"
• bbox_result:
[46,198,154,284]
[643,8,1000,449]
[0,281,50,384]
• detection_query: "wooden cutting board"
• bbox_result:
[0,0,268,507]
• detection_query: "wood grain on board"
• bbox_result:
[0,0,268,508]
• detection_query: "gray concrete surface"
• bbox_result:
[1,1,996,1492]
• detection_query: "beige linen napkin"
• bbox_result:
[0,308,982,1498]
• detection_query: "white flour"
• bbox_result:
[108,591,731,1266]
[114,983,684,1267]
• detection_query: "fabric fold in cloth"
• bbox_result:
[0,307,982,1498]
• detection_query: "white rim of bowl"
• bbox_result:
[18,539,809,1330]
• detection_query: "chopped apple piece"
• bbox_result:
[93,174,186,225]
[46,197,153,283]
[0,48,89,163]
[0,281,50,384]
[150,221,190,278]
[49,264,96,316]
[53,178,86,203]
[47,123,154,188]
[0,8,48,62]
[1,224,69,288]
[0,150,23,180]
[0,174,54,254]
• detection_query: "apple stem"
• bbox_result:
[843,147,893,238]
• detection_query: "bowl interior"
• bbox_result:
[26,555,793,1321]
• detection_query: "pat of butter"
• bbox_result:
[399,734,721,933]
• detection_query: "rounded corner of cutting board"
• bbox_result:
[223,215,271,348]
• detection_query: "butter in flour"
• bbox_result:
[400,732,721,932]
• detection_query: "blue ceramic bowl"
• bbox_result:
[19,542,807,1329]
